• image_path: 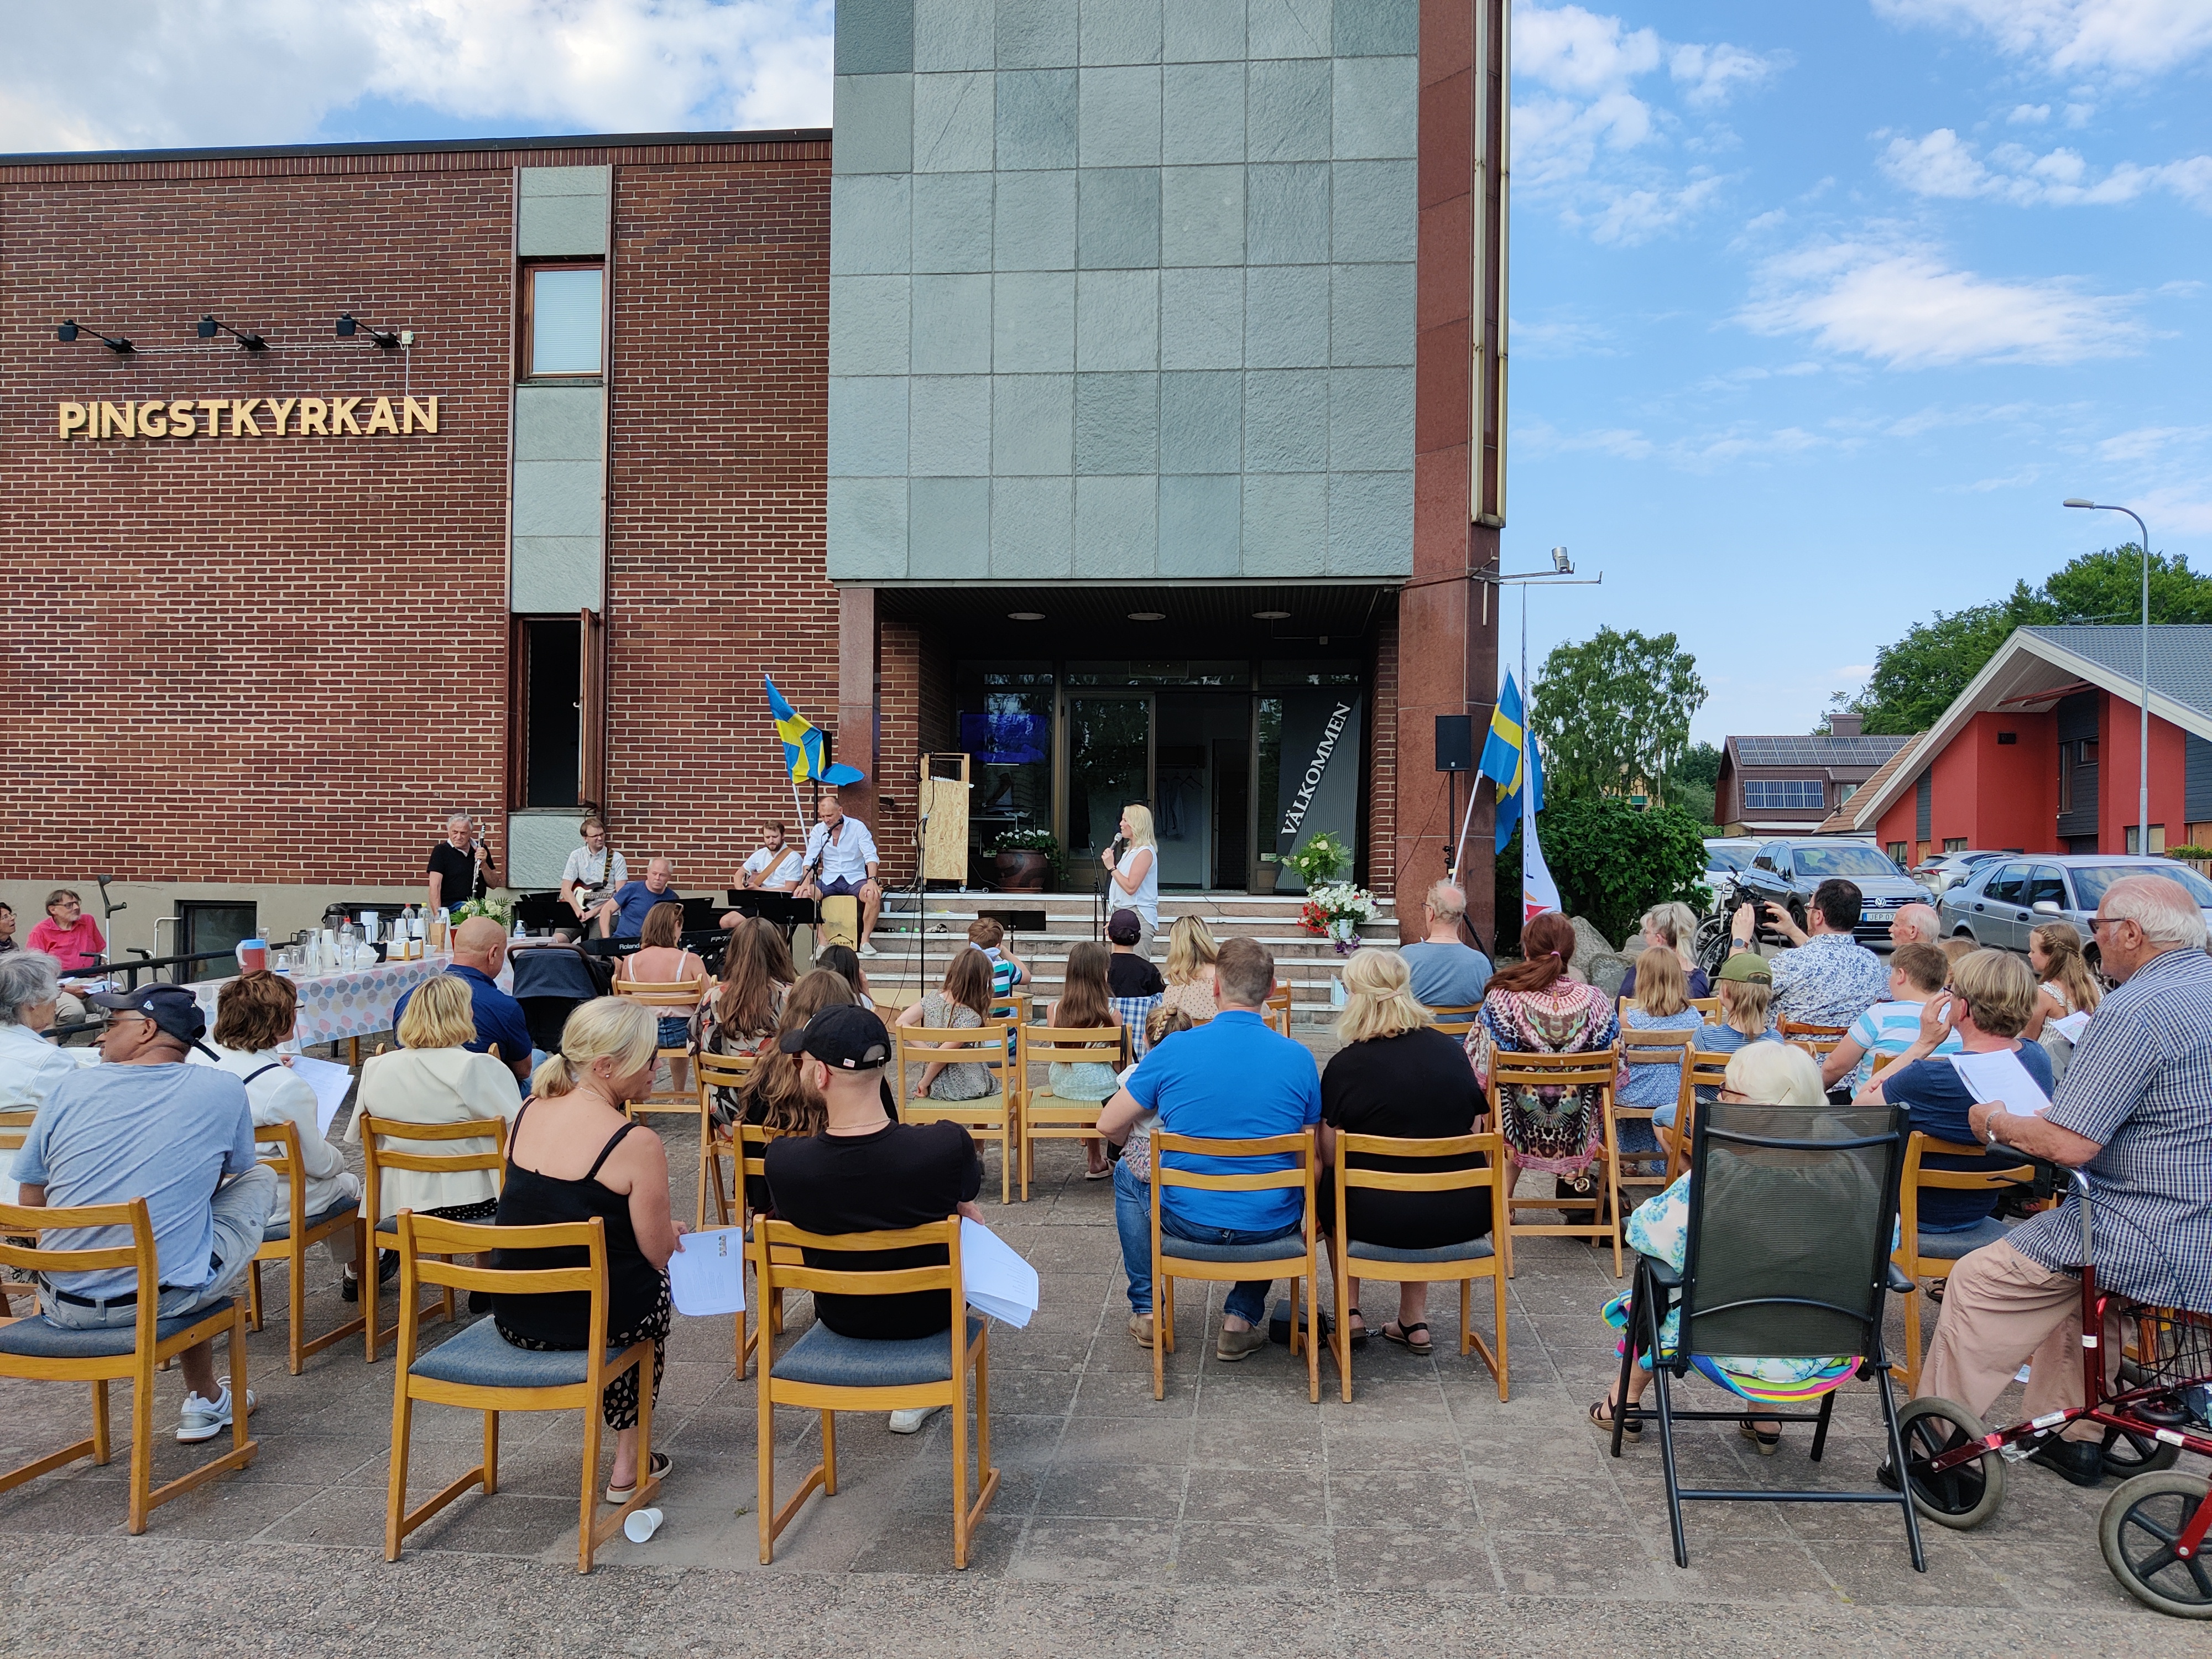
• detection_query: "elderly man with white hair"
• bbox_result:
[425,810,499,916]
[0,952,98,1125]
[1899,874,2212,1489]
[1889,902,1940,949]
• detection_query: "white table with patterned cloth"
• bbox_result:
[190,954,496,1055]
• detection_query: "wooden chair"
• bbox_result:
[698,1047,759,1229]
[0,1108,39,1316]
[1327,1130,1509,1403]
[895,1019,1019,1205]
[1662,1052,1735,1181]
[988,990,1032,1029]
[731,1121,796,1380]
[1265,984,1294,1037]
[0,1196,256,1533]
[753,1217,998,1569]
[1615,1029,1696,1208]
[359,1113,509,1362]
[246,1121,367,1374]
[1688,997,1722,1020]
[612,977,707,1113]
[1780,1020,1849,1060]
[1488,1051,1628,1279]
[1150,1127,1322,1403]
[1870,1050,1904,1079]
[1427,1003,1481,1040]
[385,1212,659,1574]
[1016,1024,1128,1201]
[1892,1132,2034,1394]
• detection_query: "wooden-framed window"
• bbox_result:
[520,262,604,379]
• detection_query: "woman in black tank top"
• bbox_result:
[492,998,682,1501]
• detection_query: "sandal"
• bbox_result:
[604,1449,671,1505]
[1738,1417,1781,1455]
[1380,1320,1432,1355]
[1590,1397,1641,1439]
[1084,1164,1113,1181]
[1345,1307,1368,1350]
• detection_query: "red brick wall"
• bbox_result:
[0,165,515,883]
[602,154,834,882]
[874,621,921,884]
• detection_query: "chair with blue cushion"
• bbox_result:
[0,1195,257,1533]
[385,1211,659,1574]
[1327,1130,1509,1404]
[1149,1127,1322,1404]
[0,1108,39,1316]
[1892,1131,2033,1395]
[753,1215,998,1569]
[360,1113,507,1363]
[246,1120,366,1375]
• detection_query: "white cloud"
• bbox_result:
[2099,425,2212,462]
[0,0,832,153]
[1511,315,1620,358]
[2009,102,2053,123]
[1871,0,2212,77]
[1668,41,1785,107]
[1880,127,2212,210]
[1962,467,2042,491]
[2135,483,2212,536]
[1739,237,2146,367]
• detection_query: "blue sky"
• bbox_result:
[5,0,2204,742]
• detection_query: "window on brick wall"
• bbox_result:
[509,616,590,808]
[521,263,603,378]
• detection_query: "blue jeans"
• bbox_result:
[1113,1157,1293,1325]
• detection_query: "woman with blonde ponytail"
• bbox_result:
[494,997,684,1505]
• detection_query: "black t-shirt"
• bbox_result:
[426,840,484,911]
[1320,1026,1490,1249]
[763,1118,983,1339]
[1107,952,1166,998]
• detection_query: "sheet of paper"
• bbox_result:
[961,1217,1039,1328]
[2051,1010,2092,1044]
[1949,1047,2053,1118]
[285,1054,357,1138]
[668,1227,748,1317]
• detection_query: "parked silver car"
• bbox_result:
[1910,849,2008,899]
[1934,855,2212,968]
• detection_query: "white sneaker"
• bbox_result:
[857,941,881,958]
[176,1380,254,1443]
[888,1406,941,1435]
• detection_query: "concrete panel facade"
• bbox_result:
[827,0,1416,582]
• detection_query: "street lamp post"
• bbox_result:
[2063,500,2153,857]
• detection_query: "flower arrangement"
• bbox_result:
[451,895,515,930]
[1300,882,1379,954]
[1284,831,1352,888]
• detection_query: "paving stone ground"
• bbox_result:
[1,1067,2205,1657]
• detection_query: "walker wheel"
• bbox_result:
[2101,1472,2212,1619]
[1895,1396,2004,1529]
[2101,1422,2184,1478]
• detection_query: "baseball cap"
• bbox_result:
[1716,950,1771,985]
[1107,907,1142,946]
[777,1003,892,1070]
[88,982,207,1043]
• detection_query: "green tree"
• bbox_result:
[1527,628,1707,805]
[1496,799,1709,950]
[1666,740,1722,825]
[1834,546,2212,734]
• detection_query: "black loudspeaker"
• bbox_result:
[1434,714,1473,773]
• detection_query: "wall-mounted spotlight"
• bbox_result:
[198,315,268,351]
[56,320,134,354]
[336,312,401,348]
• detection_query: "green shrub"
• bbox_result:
[1495,800,1710,951]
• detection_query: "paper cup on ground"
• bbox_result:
[624,1506,663,1543]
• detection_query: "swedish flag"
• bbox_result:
[1479,672,1541,852]
[765,676,865,787]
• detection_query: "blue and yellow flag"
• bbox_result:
[765,676,865,787]
[1479,672,1542,852]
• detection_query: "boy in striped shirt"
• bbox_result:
[967,917,1027,1000]
[1820,941,1960,1096]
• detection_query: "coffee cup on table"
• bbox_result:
[235,938,269,973]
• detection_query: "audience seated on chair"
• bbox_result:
[191,970,363,1293]
[1616,903,1709,1003]
[1318,948,1489,1354]
[695,920,793,1123]
[968,916,1030,998]
[0,952,97,1120]
[895,950,1001,1103]
[12,983,275,1444]
[1618,946,1702,1157]
[732,969,859,1215]
[764,1005,985,1435]
[1050,940,1125,1181]
[1821,942,1960,1097]
[1398,880,1494,1010]
[493,996,681,1506]
[1591,1041,1831,1455]
[393,916,534,1091]
[615,900,708,1096]
[1104,908,1165,1060]
[1688,952,1782,1114]
[814,944,878,1013]
[1157,916,1222,1026]
[1097,936,1321,1359]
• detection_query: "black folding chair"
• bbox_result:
[1609,1100,1927,1571]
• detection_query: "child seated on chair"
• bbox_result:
[895,950,1001,1102]
[1618,946,1702,1166]
[1047,941,1125,1181]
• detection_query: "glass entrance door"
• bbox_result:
[1063,696,1151,864]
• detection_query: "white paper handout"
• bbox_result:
[287,1054,357,1138]
[668,1227,748,1317]
[961,1218,1040,1328]
[1949,1047,2054,1119]
[2051,1010,2092,1044]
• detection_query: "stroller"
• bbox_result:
[508,942,614,1057]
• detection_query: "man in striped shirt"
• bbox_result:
[1909,875,2212,1488]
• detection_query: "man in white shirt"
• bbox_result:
[721,822,805,931]
[792,790,884,956]
[559,816,628,937]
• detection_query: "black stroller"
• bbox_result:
[508,942,614,1057]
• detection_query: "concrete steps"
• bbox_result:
[853,890,1397,1027]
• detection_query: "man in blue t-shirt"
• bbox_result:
[13,983,275,1444]
[1098,936,1321,1359]
[1855,948,2050,1234]
[393,916,534,1089]
[1397,880,1493,1010]
[608,857,681,938]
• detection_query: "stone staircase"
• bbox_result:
[845,890,1399,1028]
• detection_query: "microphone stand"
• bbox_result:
[912,795,932,1000]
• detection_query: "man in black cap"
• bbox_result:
[764,1004,984,1433]
[11,983,274,1443]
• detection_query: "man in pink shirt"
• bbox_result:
[27,888,105,1027]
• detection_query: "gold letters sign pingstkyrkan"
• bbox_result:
[56,395,440,441]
